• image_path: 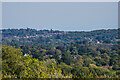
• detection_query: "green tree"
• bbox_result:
[61,50,73,65]
[2,45,24,78]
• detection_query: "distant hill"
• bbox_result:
[2,28,118,47]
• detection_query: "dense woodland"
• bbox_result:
[1,28,120,78]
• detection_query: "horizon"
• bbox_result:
[1,27,118,32]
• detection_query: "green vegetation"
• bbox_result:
[2,28,120,78]
[2,45,70,78]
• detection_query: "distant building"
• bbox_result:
[24,53,27,57]
[73,55,77,59]
[44,55,49,58]
[96,40,100,44]
[59,55,62,59]
[102,65,113,69]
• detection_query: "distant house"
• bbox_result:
[102,65,113,69]
[73,55,77,59]
[14,36,20,39]
[59,55,62,59]
[96,40,100,44]
[24,53,27,57]
[44,55,49,58]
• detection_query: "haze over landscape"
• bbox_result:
[1,2,120,78]
[2,2,118,31]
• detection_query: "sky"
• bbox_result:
[2,2,118,31]
[1,0,119,2]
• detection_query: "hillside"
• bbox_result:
[2,28,120,78]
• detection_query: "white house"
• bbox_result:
[24,53,27,57]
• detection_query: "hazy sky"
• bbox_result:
[2,2,118,31]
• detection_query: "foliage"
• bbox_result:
[2,28,120,78]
